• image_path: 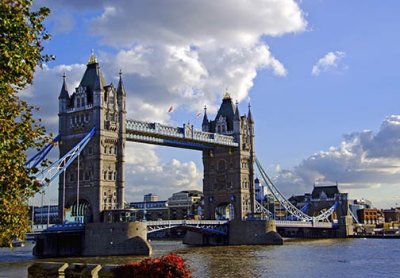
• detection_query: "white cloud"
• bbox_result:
[271,115,400,208]
[89,0,306,47]
[26,0,307,202]
[22,64,86,134]
[311,51,346,76]
[125,147,203,201]
[42,0,306,112]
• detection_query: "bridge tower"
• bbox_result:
[202,93,256,220]
[58,52,126,223]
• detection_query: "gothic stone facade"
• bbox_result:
[202,94,256,220]
[58,54,126,222]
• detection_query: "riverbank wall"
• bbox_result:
[183,219,283,246]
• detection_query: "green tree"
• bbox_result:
[0,0,52,247]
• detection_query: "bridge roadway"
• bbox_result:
[143,219,335,233]
[126,119,239,150]
[29,220,335,237]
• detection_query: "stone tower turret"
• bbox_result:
[58,52,126,223]
[201,105,209,132]
[202,93,256,220]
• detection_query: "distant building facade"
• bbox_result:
[383,207,400,223]
[129,191,204,220]
[287,184,350,223]
[357,208,382,225]
[254,178,265,203]
[144,193,159,202]
[129,199,168,221]
[30,205,60,225]
[168,190,203,220]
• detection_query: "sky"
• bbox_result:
[25,0,400,208]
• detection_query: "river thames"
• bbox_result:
[0,238,399,277]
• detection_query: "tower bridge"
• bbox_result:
[56,52,256,223]
[31,53,353,257]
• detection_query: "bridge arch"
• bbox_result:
[215,202,235,220]
[70,199,93,223]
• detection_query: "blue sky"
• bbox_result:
[27,0,400,208]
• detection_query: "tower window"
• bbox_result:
[108,171,112,180]
[77,98,80,108]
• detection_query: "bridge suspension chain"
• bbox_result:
[254,200,274,219]
[255,158,339,222]
[25,134,61,169]
[255,158,313,221]
[33,128,95,186]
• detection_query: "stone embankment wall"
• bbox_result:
[28,262,119,278]
[183,220,283,246]
[228,219,283,245]
[83,222,151,256]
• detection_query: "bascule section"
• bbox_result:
[201,93,256,221]
[58,53,126,223]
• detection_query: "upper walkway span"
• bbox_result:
[126,119,238,150]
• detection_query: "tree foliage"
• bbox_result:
[0,0,52,247]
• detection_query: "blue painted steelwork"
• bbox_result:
[45,223,85,232]
[146,220,229,235]
[300,203,310,213]
[25,134,61,169]
[33,128,95,186]
[255,158,338,223]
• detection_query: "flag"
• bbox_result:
[168,105,173,113]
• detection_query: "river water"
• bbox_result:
[0,238,399,277]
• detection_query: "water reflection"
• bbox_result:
[1,239,400,278]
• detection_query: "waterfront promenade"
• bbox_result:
[1,238,399,277]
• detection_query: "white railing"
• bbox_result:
[275,220,333,228]
[126,119,238,147]
[145,220,229,233]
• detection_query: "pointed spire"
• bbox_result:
[234,100,240,121]
[202,105,209,126]
[223,87,231,100]
[88,49,97,65]
[248,103,254,124]
[117,69,126,96]
[58,72,69,99]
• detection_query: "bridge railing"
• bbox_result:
[126,119,238,147]
[145,220,229,226]
[275,220,334,228]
